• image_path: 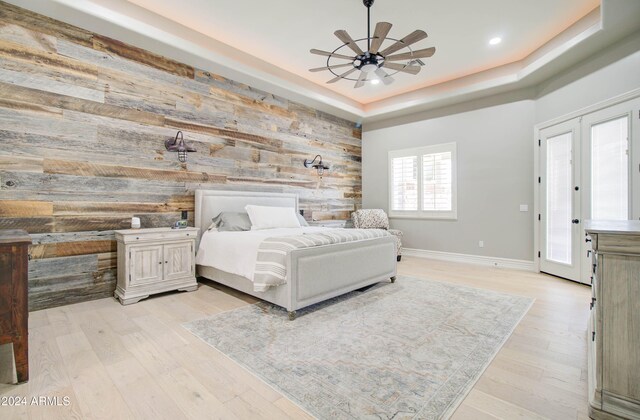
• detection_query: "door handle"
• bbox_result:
[572,219,580,224]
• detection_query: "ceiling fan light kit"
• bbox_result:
[310,0,436,88]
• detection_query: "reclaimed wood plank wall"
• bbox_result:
[0,2,362,311]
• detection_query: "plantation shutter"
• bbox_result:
[391,156,418,211]
[422,151,452,211]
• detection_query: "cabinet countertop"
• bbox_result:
[584,220,640,235]
[0,230,32,245]
[115,227,199,235]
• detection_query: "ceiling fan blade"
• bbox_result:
[385,47,436,62]
[309,63,354,72]
[369,22,392,54]
[310,49,355,60]
[327,67,358,84]
[354,71,367,89]
[382,62,421,75]
[379,30,428,57]
[334,30,364,55]
[374,68,394,85]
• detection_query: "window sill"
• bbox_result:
[389,213,458,221]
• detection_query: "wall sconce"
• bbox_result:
[165,131,196,163]
[303,154,329,178]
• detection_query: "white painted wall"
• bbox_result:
[535,48,640,124]
[363,42,640,262]
[363,100,536,261]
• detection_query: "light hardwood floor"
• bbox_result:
[0,257,591,419]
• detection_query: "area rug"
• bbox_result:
[184,276,533,419]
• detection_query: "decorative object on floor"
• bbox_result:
[303,154,330,178]
[165,130,196,162]
[0,230,31,384]
[310,0,436,88]
[115,227,199,305]
[352,208,403,261]
[184,275,533,419]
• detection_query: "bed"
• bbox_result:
[194,190,397,319]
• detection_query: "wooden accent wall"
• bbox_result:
[0,2,362,311]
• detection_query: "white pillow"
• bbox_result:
[245,205,301,230]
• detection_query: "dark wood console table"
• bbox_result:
[0,230,31,383]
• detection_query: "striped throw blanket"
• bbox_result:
[253,229,392,291]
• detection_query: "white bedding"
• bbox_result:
[195,227,330,281]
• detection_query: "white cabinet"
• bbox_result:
[115,227,199,305]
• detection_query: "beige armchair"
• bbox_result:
[352,209,403,261]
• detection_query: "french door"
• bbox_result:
[540,120,582,282]
[539,97,638,284]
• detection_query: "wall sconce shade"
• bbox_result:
[165,131,196,162]
[303,154,329,177]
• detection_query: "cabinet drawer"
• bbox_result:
[120,230,197,244]
[597,233,640,254]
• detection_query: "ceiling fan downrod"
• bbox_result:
[364,0,374,51]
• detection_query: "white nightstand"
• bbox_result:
[114,227,199,305]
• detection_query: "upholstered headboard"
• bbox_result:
[194,190,299,241]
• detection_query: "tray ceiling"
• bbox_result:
[124,0,599,104]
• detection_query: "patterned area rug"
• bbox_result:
[184,276,533,419]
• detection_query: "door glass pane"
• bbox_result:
[546,132,573,264]
[591,116,629,220]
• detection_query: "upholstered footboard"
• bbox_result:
[197,235,397,320]
[285,235,397,317]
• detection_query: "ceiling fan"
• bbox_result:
[309,0,436,88]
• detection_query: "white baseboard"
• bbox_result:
[402,248,535,271]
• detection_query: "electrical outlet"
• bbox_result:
[520,204,529,212]
[479,240,484,248]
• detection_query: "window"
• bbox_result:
[389,142,457,219]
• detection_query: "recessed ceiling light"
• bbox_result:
[489,37,502,46]
[370,79,380,85]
